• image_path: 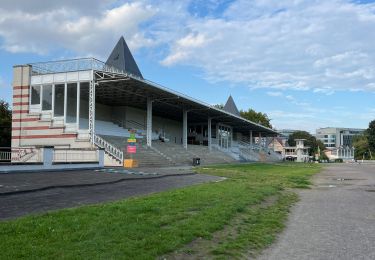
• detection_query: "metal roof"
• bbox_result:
[95,70,277,136]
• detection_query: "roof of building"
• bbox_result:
[223,95,240,116]
[105,36,143,79]
[27,36,277,136]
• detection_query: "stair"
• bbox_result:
[98,135,175,167]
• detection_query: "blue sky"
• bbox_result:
[1,0,375,133]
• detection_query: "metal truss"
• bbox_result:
[88,78,96,144]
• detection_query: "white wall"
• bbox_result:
[95,104,183,144]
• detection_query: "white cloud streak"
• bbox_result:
[1,0,375,93]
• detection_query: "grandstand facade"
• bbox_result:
[11,37,280,167]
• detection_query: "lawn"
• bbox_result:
[0,163,321,259]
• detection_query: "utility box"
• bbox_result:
[124,159,138,168]
[193,157,201,166]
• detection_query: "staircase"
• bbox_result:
[97,135,175,167]
[94,134,123,163]
[237,140,282,162]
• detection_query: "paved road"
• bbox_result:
[258,163,375,260]
[0,173,220,220]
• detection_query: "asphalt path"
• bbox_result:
[258,163,375,260]
[0,173,221,220]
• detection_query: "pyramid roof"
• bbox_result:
[223,95,240,116]
[105,36,143,79]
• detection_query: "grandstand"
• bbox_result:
[11,36,280,167]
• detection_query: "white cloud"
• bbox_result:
[161,0,375,92]
[0,1,156,57]
[1,0,375,94]
[266,91,283,97]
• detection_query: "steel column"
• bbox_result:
[183,109,188,149]
[208,117,212,152]
[88,77,95,144]
[250,130,253,145]
[147,98,153,147]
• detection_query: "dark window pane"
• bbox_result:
[54,84,65,117]
[66,83,77,123]
[79,82,90,129]
[42,85,52,110]
[31,85,40,105]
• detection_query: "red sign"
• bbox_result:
[127,145,137,154]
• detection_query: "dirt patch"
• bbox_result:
[160,195,280,260]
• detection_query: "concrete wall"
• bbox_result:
[103,105,183,144]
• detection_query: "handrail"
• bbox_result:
[93,134,123,162]
[0,147,41,162]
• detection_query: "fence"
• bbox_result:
[0,147,42,163]
[53,148,99,163]
[0,147,104,172]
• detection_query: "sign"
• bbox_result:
[127,145,137,154]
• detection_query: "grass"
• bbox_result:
[0,163,321,259]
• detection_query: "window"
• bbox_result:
[54,84,65,117]
[79,82,90,129]
[42,85,53,111]
[66,83,77,123]
[31,85,41,105]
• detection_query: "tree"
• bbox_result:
[240,109,272,129]
[353,134,371,160]
[367,120,375,153]
[288,131,324,157]
[213,104,224,109]
[0,100,12,147]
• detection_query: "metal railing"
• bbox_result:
[0,147,42,163]
[29,58,143,80]
[93,134,123,162]
[237,140,283,161]
[53,148,99,163]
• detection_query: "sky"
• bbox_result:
[1,0,375,133]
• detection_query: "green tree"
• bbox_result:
[352,134,371,160]
[240,109,272,129]
[0,100,12,147]
[288,131,325,157]
[367,120,375,153]
[213,104,224,109]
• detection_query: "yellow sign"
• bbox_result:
[124,159,138,168]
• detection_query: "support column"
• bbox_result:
[183,109,188,149]
[259,132,262,147]
[250,130,253,145]
[208,117,212,152]
[147,98,153,147]
[88,79,96,143]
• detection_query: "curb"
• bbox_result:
[0,172,196,197]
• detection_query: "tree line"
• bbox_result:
[353,120,375,160]
[0,99,12,147]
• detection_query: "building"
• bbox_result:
[277,129,300,139]
[315,127,364,149]
[282,139,310,162]
[10,36,280,167]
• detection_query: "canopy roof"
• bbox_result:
[28,37,277,136]
[94,70,276,136]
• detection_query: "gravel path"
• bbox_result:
[258,163,375,260]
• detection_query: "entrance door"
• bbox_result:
[218,124,232,149]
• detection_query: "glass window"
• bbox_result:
[31,85,41,105]
[54,84,65,117]
[42,85,53,110]
[66,83,77,123]
[79,82,90,129]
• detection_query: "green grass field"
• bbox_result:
[0,163,321,259]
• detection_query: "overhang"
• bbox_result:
[94,70,277,136]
